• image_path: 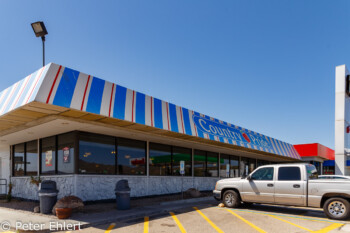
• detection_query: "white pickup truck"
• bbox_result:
[213,163,350,220]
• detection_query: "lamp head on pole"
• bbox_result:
[31,21,48,38]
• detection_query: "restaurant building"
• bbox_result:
[293,143,335,175]
[0,63,301,201]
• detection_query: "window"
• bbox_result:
[149,143,171,176]
[193,150,218,177]
[230,156,240,178]
[257,160,270,167]
[41,136,56,175]
[207,152,218,177]
[220,154,230,178]
[194,150,206,177]
[251,167,274,180]
[117,138,146,175]
[311,161,321,175]
[240,157,249,177]
[26,140,38,176]
[13,143,25,176]
[306,164,318,180]
[79,133,115,174]
[57,133,75,174]
[221,154,240,178]
[278,167,301,181]
[249,159,256,174]
[172,146,192,176]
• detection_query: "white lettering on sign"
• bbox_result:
[193,115,272,149]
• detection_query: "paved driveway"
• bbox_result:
[65,203,350,233]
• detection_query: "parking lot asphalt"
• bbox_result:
[57,203,350,233]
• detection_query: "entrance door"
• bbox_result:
[241,166,275,203]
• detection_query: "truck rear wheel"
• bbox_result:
[323,197,350,220]
[223,190,241,208]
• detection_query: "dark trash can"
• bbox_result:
[39,180,59,214]
[115,180,131,210]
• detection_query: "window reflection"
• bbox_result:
[220,154,230,178]
[207,152,218,177]
[149,143,172,176]
[79,134,115,174]
[26,140,38,176]
[58,133,75,174]
[172,147,192,176]
[13,143,25,176]
[230,156,239,178]
[194,150,206,177]
[117,138,146,175]
[41,136,56,175]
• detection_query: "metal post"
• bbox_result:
[42,36,45,67]
[182,174,184,199]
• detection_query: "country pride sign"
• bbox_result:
[192,115,272,149]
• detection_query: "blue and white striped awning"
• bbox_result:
[0,63,301,160]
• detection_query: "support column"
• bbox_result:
[335,65,350,175]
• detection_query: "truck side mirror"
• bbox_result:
[247,175,252,181]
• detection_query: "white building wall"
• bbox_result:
[0,146,10,195]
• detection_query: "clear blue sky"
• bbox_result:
[1,0,349,149]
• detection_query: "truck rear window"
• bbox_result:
[278,167,301,181]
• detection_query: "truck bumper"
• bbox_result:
[213,190,221,201]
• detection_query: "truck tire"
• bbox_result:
[223,190,241,208]
[323,197,350,220]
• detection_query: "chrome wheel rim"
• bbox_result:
[328,201,346,218]
[225,193,234,205]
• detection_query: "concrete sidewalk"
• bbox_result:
[0,197,216,232]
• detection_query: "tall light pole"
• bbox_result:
[31,21,48,67]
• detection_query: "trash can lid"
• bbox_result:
[38,189,58,194]
[115,180,131,192]
[39,180,57,191]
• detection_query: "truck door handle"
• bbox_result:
[293,184,300,188]
[267,184,274,187]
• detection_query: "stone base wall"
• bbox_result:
[12,175,219,201]
[11,175,75,201]
[76,175,218,201]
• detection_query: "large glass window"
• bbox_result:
[79,134,115,174]
[230,156,240,178]
[172,146,192,176]
[194,150,206,177]
[26,141,38,176]
[41,136,56,175]
[220,154,240,178]
[117,138,146,175]
[149,143,171,176]
[240,157,249,177]
[13,143,25,176]
[220,154,230,178]
[207,152,218,177]
[278,167,301,181]
[58,133,75,174]
[249,159,256,174]
[257,160,270,167]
